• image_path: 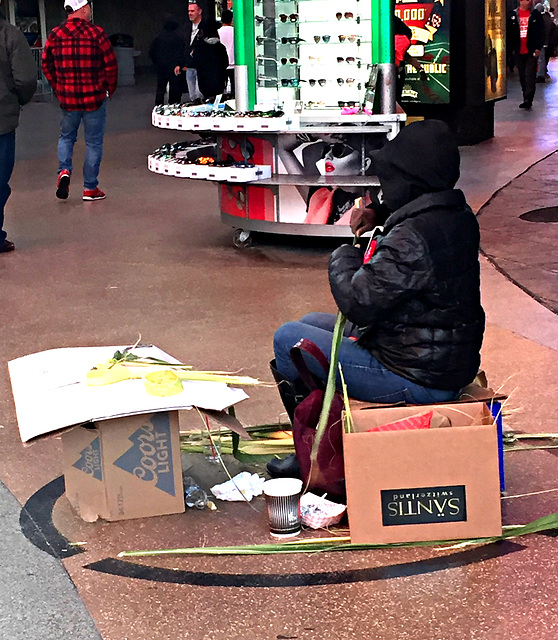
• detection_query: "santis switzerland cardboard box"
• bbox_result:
[61,411,185,522]
[343,402,502,544]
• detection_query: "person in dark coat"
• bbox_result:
[507,0,545,108]
[191,20,229,100]
[149,16,185,105]
[273,120,485,407]
[0,1,37,253]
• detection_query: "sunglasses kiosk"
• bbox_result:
[149,0,405,246]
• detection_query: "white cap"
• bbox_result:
[64,0,89,11]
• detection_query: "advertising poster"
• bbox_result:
[485,0,506,100]
[396,0,451,104]
[275,133,379,225]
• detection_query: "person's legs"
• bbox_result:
[298,312,359,337]
[226,68,235,94]
[536,46,548,80]
[515,52,527,92]
[186,68,202,101]
[168,70,183,104]
[0,130,16,244]
[82,100,108,190]
[58,108,82,175]
[273,319,458,404]
[523,53,538,104]
[155,70,168,105]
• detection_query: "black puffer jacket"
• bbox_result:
[328,120,485,390]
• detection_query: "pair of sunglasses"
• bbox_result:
[280,78,303,87]
[314,35,331,43]
[337,56,357,63]
[279,13,298,22]
[336,12,354,20]
[309,78,327,87]
[338,35,359,43]
[281,57,298,65]
[338,100,358,107]
[281,36,305,44]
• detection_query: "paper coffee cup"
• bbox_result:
[263,477,303,538]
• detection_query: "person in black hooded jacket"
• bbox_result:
[191,20,229,100]
[149,16,185,105]
[272,120,485,409]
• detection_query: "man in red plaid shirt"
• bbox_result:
[42,0,117,201]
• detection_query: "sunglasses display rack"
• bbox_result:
[152,105,300,132]
[147,138,273,183]
[147,1,407,245]
[148,155,272,182]
[255,0,378,120]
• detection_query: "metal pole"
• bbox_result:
[371,0,396,114]
[232,0,256,111]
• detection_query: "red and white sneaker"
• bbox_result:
[56,170,71,200]
[82,188,106,201]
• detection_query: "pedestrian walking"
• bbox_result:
[219,9,235,95]
[41,0,117,201]
[149,16,185,105]
[175,1,204,103]
[0,0,37,253]
[535,2,556,82]
[508,0,545,109]
[191,20,229,100]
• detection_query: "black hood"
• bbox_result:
[372,120,460,212]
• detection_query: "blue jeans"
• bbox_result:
[273,312,460,405]
[186,68,202,101]
[0,130,16,243]
[58,99,108,190]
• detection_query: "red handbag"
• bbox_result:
[290,339,346,498]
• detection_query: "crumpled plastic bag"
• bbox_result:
[210,471,265,502]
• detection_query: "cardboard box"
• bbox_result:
[9,345,250,522]
[343,402,502,544]
[62,411,184,522]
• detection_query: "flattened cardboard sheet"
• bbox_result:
[8,345,248,442]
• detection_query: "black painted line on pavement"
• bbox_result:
[20,476,85,559]
[84,541,524,588]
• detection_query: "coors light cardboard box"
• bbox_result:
[62,411,184,522]
[343,401,502,544]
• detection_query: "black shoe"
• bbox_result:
[519,101,532,109]
[266,454,302,479]
[0,239,15,253]
[536,77,546,83]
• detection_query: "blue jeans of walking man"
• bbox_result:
[273,312,460,405]
[0,131,16,245]
[58,99,107,190]
[186,67,203,101]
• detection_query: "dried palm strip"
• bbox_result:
[118,513,558,558]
